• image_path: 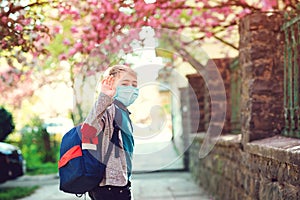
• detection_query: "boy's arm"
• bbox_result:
[80,76,116,150]
[80,93,113,150]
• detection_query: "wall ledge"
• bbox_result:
[191,133,300,165]
[244,135,300,165]
[191,133,242,149]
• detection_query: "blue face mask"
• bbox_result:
[114,86,139,107]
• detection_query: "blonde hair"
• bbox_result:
[104,64,137,79]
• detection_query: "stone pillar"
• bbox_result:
[206,58,232,134]
[186,58,232,134]
[186,74,206,133]
[239,12,285,145]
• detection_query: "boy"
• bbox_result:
[81,65,138,200]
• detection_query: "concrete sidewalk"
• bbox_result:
[132,171,212,200]
[133,141,184,172]
[1,171,212,200]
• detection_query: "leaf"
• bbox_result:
[155,48,173,59]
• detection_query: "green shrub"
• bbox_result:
[0,186,38,200]
[26,162,58,175]
[20,116,60,174]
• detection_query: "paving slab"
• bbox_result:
[133,141,184,172]
[132,172,211,200]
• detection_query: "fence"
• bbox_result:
[282,11,300,138]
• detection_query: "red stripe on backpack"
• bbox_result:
[58,145,82,168]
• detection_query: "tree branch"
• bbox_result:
[166,37,205,72]
[213,35,238,50]
[156,0,262,12]
[10,1,49,14]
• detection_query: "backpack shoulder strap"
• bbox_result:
[102,120,120,165]
[99,103,122,164]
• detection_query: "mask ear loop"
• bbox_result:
[114,86,120,99]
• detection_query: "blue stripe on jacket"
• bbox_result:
[114,102,134,181]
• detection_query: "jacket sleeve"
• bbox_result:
[81,92,113,150]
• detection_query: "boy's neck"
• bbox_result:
[113,99,130,113]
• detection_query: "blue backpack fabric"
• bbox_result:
[58,123,119,195]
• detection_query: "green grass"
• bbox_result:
[26,162,58,175]
[0,186,39,200]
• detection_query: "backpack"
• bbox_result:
[58,122,119,195]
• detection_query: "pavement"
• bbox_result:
[0,140,213,200]
[133,140,185,172]
[0,172,212,200]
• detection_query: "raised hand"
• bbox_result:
[101,75,116,98]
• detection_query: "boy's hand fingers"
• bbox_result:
[101,76,108,84]
[102,76,112,86]
[100,76,116,97]
[108,76,115,87]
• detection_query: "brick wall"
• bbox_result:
[186,58,232,134]
[186,74,206,133]
[187,12,300,200]
[239,12,285,145]
[189,135,300,200]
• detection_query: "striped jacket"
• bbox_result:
[81,93,134,187]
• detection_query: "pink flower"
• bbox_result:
[261,0,278,11]
[148,17,159,27]
[95,23,102,31]
[68,48,77,56]
[174,10,181,17]
[18,39,24,45]
[89,31,98,40]
[53,26,61,34]
[205,32,213,38]
[70,10,80,20]
[71,26,78,33]
[1,39,8,47]
[82,26,91,33]
[63,38,71,45]
[1,16,8,23]
[87,41,96,52]
[32,52,39,58]
[103,1,114,13]
[15,24,23,31]
[74,42,83,50]
[238,8,251,18]
[59,53,67,60]
[143,4,156,12]
[35,25,42,30]
[22,18,31,26]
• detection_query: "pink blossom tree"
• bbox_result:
[56,0,297,59]
[0,0,50,53]
[1,0,298,109]
[0,0,51,107]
